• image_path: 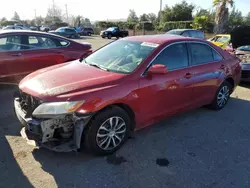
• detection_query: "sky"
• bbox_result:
[0,0,249,21]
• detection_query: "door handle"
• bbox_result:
[184,73,192,79]
[11,53,22,56]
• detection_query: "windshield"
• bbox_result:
[238,45,250,51]
[212,36,230,43]
[84,40,159,74]
[106,27,116,31]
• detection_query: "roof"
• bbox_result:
[123,34,199,44]
[169,29,198,32]
[0,30,70,40]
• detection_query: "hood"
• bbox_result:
[19,60,126,101]
[230,25,250,49]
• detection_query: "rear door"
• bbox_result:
[187,42,225,107]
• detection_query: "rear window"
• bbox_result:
[167,30,183,35]
[197,31,205,39]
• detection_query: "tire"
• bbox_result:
[101,36,105,39]
[87,32,91,36]
[107,34,112,39]
[208,80,232,110]
[83,106,131,155]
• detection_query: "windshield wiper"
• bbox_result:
[88,63,109,71]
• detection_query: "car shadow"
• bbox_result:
[30,97,250,188]
[239,81,250,89]
[0,84,34,187]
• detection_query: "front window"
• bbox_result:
[211,36,230,43]
[83,40,158,73]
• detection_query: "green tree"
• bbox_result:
[45,3,63,26]
[170,1,195,21]
[83,18,92,27]
[12,11,20,22]
[192,15,209,29]
[160,1,195,22]
[127,9,138,23]
[244,12,250,25]
[195,9,210,17]
[229,6,243,29]
[213,0,234,33]
[35,16,44,26]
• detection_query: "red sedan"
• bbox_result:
[14,35,241,155]
[0,30,92,84]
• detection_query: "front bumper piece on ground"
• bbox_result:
[14,98,92,152]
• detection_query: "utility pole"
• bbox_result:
[159,0,163,23]
[160,0,162,12]
[52,0,56,23]
[65,4,69,24]
[34,9,37,25]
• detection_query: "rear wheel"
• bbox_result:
[83,106,131,155]
[208,80,232,110]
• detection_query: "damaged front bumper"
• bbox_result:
[14,98,92,152]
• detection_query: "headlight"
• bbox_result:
[32,101,85,116]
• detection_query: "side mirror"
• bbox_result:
[147,64,168,75]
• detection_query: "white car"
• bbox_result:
[2,25,30,30]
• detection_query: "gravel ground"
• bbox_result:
[0,36,250,188]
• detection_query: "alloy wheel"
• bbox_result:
[217,85,230,107]
[96,116,126,151]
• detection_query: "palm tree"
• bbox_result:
[213,0,234,34]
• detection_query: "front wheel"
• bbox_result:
[208,80,232,110]
[83,106,131,155]
[107,34,112,39]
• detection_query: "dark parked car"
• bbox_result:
[83,28,94,36]
[100,27,129,39]
[49,27,80,39]
[0,30,92,84]
[230,25,250,82]
[14,35,241,155]
[166,29,205,40]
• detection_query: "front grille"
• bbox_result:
[19,90,41,117]
[241,70,250,79]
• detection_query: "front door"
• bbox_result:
[137,42,193,127]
